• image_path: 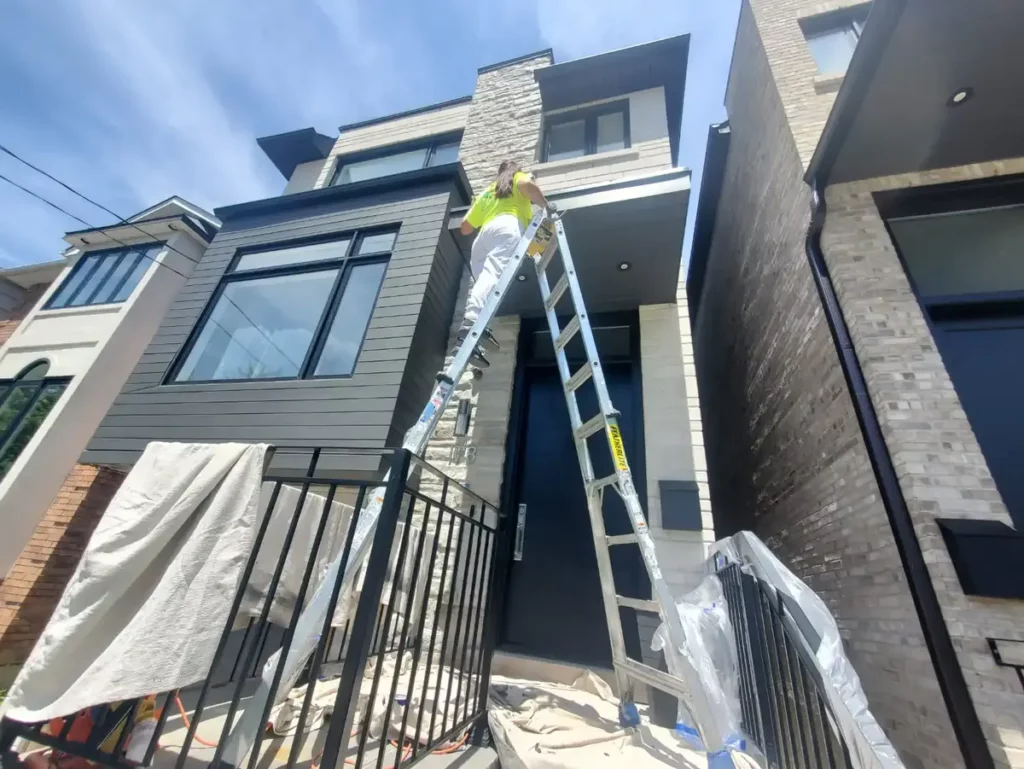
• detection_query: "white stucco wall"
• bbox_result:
[532,87,675,195]
[0,231,204,576]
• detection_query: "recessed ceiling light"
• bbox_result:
[517,274,527,281]
[618,262,631,271]
[948,87,973,107]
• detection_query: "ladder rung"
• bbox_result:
[535,233,559,273]
[574,413,606,442]
[555,315,581,352]
[616,658,690,702]
[544,273,569,312]
[606,534,638,546]
[586,474,618,494]
[565,362,592,392]
[616,596,661,613]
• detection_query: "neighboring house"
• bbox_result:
[66,37,711,686]
[0,198,219,679]
[0,261,65,348]
[688,1,1024,768]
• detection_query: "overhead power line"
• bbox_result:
[0,151,303,372]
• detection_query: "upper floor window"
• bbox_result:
[46,244,160,310]
[801,5,870,76]
[0,360,69,480]
[332,136,461,186]
[543,102,630,162]
[171,230,394,383]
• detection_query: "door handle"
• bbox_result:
[514,504,527,561]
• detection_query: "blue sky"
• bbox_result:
[0,0,739,269]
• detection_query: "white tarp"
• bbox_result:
[3,442,268,724]
[487,673,761,769]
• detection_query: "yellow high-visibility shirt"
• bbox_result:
[465,171,534,230]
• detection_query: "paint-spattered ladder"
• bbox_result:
[224,208,722,762]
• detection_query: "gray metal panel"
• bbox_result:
[659,480,702,531]
[83,187,454,467]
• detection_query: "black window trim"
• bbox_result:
[799,3,871,37]
[330,131,463,187]
[44,243,162,310]
[166,228,397,385]
[541,100,631,162]
[0,360,71,477]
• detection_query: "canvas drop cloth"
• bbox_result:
[4,441,268,724]
[488,673,761,769]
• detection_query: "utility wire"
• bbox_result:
[0,160,302,372]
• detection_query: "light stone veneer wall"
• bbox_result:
[823,158,1024,769]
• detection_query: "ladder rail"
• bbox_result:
[548,218,726,749]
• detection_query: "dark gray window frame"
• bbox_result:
[799,4,871,75]
[167,229,396,385]
[45,244,161,310]
[542,100,631,162]
[330,132,462,187]
[0,360,70,480]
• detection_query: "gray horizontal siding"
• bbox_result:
[388,228,465,446]
[84,184,457,466]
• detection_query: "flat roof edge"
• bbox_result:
[337,95,473,133]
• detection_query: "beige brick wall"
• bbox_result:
[747,0,867,167]
[0,463,125,684]
[823,158,1024,769]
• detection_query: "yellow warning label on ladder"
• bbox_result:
[608,424,629,472]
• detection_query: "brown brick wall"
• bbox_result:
[0,284,48,349]
[692,5,960,768]
[0,463,125,676]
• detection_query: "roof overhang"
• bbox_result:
[685,121,731,321]
[63,214,213,250]
[450,169,691,317]
[215,162,472,224]
[535,35,690,166]
[0,259,66,288]
[257,127,336,180]
[808,0,1024,185]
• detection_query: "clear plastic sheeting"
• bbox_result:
[708,532,905,769]
[650,575,746,764]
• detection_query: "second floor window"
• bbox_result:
[801,5,870,76]
[332,136,461,186]
[46,244,160,310]
[171,231,394,383]
[543,102,630,162]
[0,360,69,480]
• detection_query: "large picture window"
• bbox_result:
[46,244,161,310]
[0,361,69,479]
[542,102,630,162]
[172,231,393,382]
[332,136,461,186]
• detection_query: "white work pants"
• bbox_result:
[463,214,523,326]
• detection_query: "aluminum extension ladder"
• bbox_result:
[223,208,722,764]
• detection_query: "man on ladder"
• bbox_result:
[457,159,553,368]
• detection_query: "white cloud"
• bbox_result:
[533,0,694,60]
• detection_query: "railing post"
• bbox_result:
[318,449,413,769]
[470,501,508,744]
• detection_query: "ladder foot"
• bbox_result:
[471,367,484,380]
[618,701,641,729]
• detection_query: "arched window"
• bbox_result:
[0,360,70,480]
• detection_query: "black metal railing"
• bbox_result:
[718,563,854,769]
[0,447,504,769]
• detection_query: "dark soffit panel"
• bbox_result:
[810,0,1024,185]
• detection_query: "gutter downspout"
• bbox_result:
[803,182,994,769]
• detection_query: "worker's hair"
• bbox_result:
[494,159,522,198]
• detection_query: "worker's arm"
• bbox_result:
[518,176,550,210]
[460,218,476,236]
